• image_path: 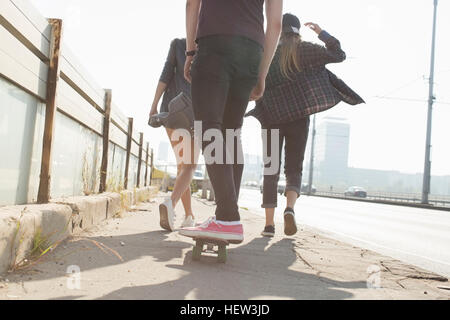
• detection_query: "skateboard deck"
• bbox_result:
[191,237,229,263]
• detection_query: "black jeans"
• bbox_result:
[262,117,310,208]
[191,35,262,221]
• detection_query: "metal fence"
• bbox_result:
[0,0,153,205]
[311,190,450,209]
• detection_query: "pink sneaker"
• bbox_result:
[179,217,244,244]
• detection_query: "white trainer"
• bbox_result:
[159,198,175,231]
[181,215,195,228]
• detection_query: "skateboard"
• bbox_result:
[191,237,229,263]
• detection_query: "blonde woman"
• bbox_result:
[247,13,364,237]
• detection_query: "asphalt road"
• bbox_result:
[238,188,450,278]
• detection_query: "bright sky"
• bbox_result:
[29,0,450,176]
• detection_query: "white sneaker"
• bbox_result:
[181,215,195,228]
[159,198,175,231]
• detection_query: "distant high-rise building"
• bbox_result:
[157,141,169,163]
[242,153,264,183]
[314,117,350,188]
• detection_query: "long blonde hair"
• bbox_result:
[279,33,302,80]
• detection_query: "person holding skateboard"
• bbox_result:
[247,13,364,237]
[149,38,199,232]
[179,0,283,243]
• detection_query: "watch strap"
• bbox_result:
[185,50,197,57]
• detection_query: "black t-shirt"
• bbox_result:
[197,0,265,47]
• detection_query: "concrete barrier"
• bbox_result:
[0,186,158,275]
[52,194,114,231]
[0,204,72,273]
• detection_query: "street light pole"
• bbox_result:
[422,0,438,204]
[308,115,317,195]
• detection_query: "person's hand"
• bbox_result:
[149,106,158,118]
[149,105,158,124]
[249,78,266,101]
[184,55,194,83]
[305,22,323,35]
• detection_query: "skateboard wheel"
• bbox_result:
[217,245,227,263]
[192,245,202,261]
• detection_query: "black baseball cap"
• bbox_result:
[282,13,301,34]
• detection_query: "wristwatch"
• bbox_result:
[185,50,197,57]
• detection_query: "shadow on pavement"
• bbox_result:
[7,199,367,300]
[93,236,366,300]
[11,230,191,282]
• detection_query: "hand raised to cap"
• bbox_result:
[305,22,323,35]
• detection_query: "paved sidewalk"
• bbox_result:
[0,193,449,300]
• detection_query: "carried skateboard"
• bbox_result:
[191,237,229,263]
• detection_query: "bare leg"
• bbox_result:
[286,191,298,209]
[166,128,199,218]
[179,185,193,217]
[265,208,275,227]
[171,164,196,218]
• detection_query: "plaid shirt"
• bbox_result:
[246,31,364,125]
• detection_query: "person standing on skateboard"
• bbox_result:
[179,0,283,243]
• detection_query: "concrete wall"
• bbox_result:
[0,186,158,274]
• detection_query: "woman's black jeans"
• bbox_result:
[262,117,310,209]
[191,35,262,221]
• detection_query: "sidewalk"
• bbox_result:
[0,193,449,300]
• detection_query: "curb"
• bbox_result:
[0,186,159,275]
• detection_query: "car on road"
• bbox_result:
[344,186,368,198]
[244,181,259,188]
